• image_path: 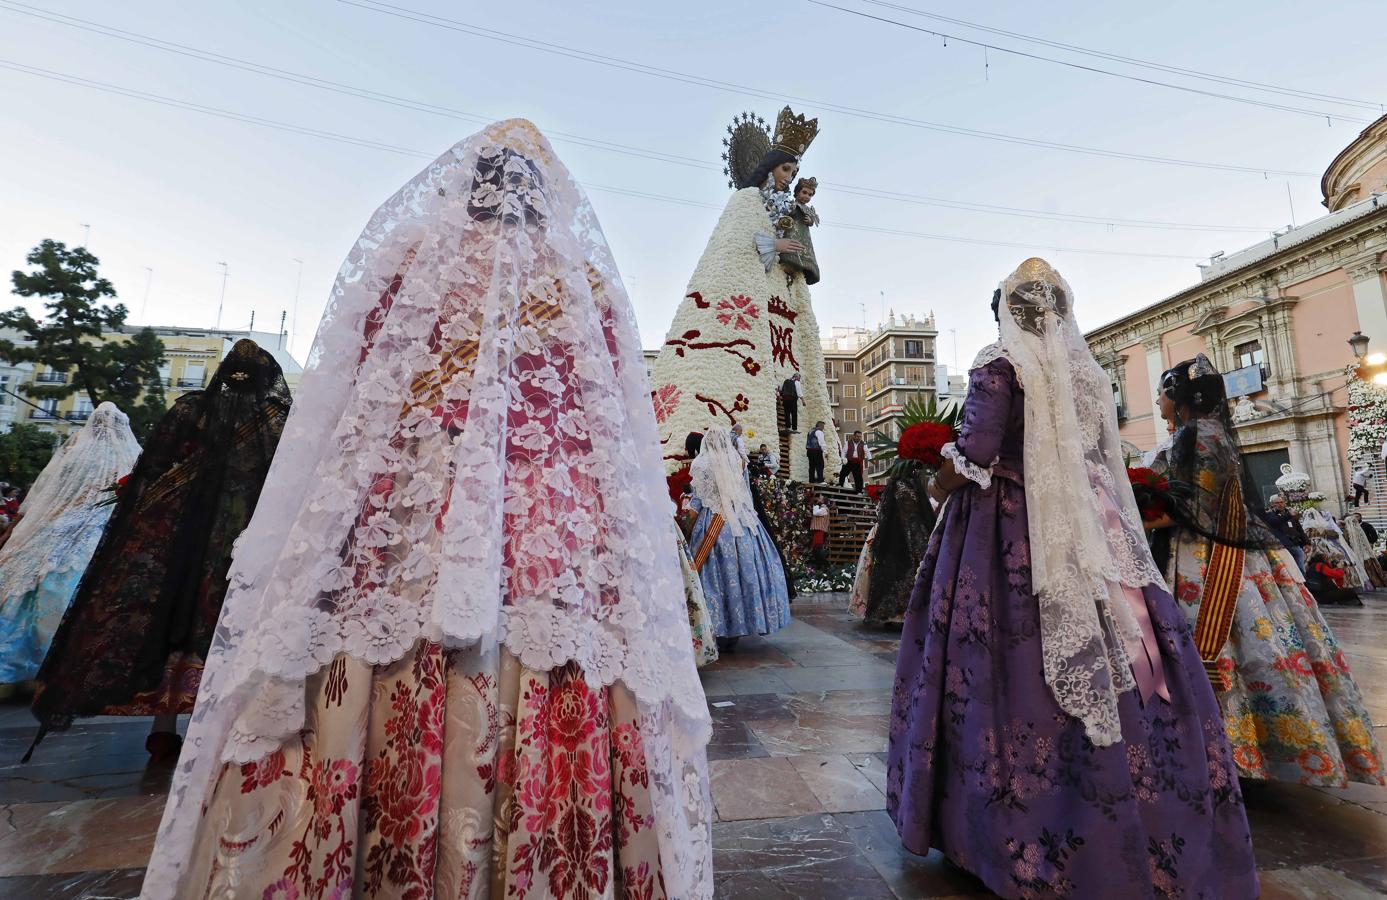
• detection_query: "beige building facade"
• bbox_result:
[19,326,302,436]
[822,313,939,480]
[1086,114,1387,510]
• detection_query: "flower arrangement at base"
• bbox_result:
[793,563,856,594]
[752,473,813,572]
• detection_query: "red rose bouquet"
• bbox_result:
[1125,466,1192,523]
[666,467,692,508]
[865,483,885,502]
[898,422,955,468]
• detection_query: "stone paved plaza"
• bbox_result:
[3,594,1387,897]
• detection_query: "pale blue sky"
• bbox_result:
[2,0,1384,369]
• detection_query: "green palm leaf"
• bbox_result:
[869,393,963,479]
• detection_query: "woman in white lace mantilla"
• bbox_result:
[0,403,139,689]
[886,259,1257,899]
[139,120,713,900]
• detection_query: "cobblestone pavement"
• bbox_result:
[2,593,1387,898]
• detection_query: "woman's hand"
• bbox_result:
[1142,513,1175,531]
[775,238,805,253]
[927,477,948,505]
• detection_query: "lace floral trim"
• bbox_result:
[942,441,993,489]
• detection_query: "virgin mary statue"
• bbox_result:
[649,107,840,480]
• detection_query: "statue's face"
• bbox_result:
[796,186,816,204]
[773,161,798,190]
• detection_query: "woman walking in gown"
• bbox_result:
[29,341,289,760]
[1149,356,1384,786]
[888,259,1258,899]
[687,426,791,650]
[138,120,712,900]
[0,403,140,688]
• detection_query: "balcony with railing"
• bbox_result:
[28,408,60,420]
[66,410,92,422]
[175,376,206,388]
[34,371,67,384]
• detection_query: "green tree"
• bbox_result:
[0,240,166,438]
[0,422,60,489]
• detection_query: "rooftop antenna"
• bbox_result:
[291,258,304,349]
[249,310,255,334]
[1286,182,1297,227]
[140,267,153,324]
[79,223,91,248]
[215,262,229,329]
[279,311,287,350]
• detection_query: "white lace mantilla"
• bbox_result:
[141,120,713,900]
[994,259,1165,748]
[0,403,140,604]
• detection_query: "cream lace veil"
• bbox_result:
[141,120,712,899]
[689,426,758,536]
[0,402,140,603]
[993,258,1164,747]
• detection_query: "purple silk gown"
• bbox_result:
[887,358,1259,899]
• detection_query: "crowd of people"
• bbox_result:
[1,112,1386,900]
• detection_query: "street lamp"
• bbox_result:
[1348,331,1371,359]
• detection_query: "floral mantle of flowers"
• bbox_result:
[1347,364,1387,466]
[792,563,856,594]
[752,473,813,573]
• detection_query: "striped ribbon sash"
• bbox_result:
[692,513,725,573]
[1193,477,1246,691]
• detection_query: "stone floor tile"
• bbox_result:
[698,667,794,697]
[707,642,797,669]
[776,663,897,693]
[0,867,144,899]
[749,711,889,755]
[0,796,167,877]
[713,813,898,899]
[846,751,890,794]
[787,754,886,813]
[707,720,769,761]
[709,757,823,821]
[1258,865,1385,899]
[834,810,994,899]
[1242,781,1387,868]
[1326,855,1387,892]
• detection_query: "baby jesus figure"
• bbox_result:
[794,177,820,227]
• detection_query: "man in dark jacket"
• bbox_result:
[780,373,803,433]
[1263,495,1308,572]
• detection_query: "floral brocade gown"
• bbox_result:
[176,640,677,899]
[888,358,1258,900]
[1152,427,1385,786]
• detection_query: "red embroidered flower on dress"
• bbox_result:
[239,748,288,794]
[417,684,446,755]
[715,294,760,331]
[548,678,601,754]
[652,383,681,424]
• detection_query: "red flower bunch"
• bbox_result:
[667,467,692,507]
[1126,467,1171,522]
[865,484,884,502]
[898,422,956,468]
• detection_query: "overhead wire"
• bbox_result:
[0,58,1208,262]
[330,0,1317,178]
[0,1,1273,234]
[805,0,1373,123]
[852,0,1385,112]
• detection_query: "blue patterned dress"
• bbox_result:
[687,496,790,638]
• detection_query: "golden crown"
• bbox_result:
[772,106,819,158]
[1012,257,1060,284]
